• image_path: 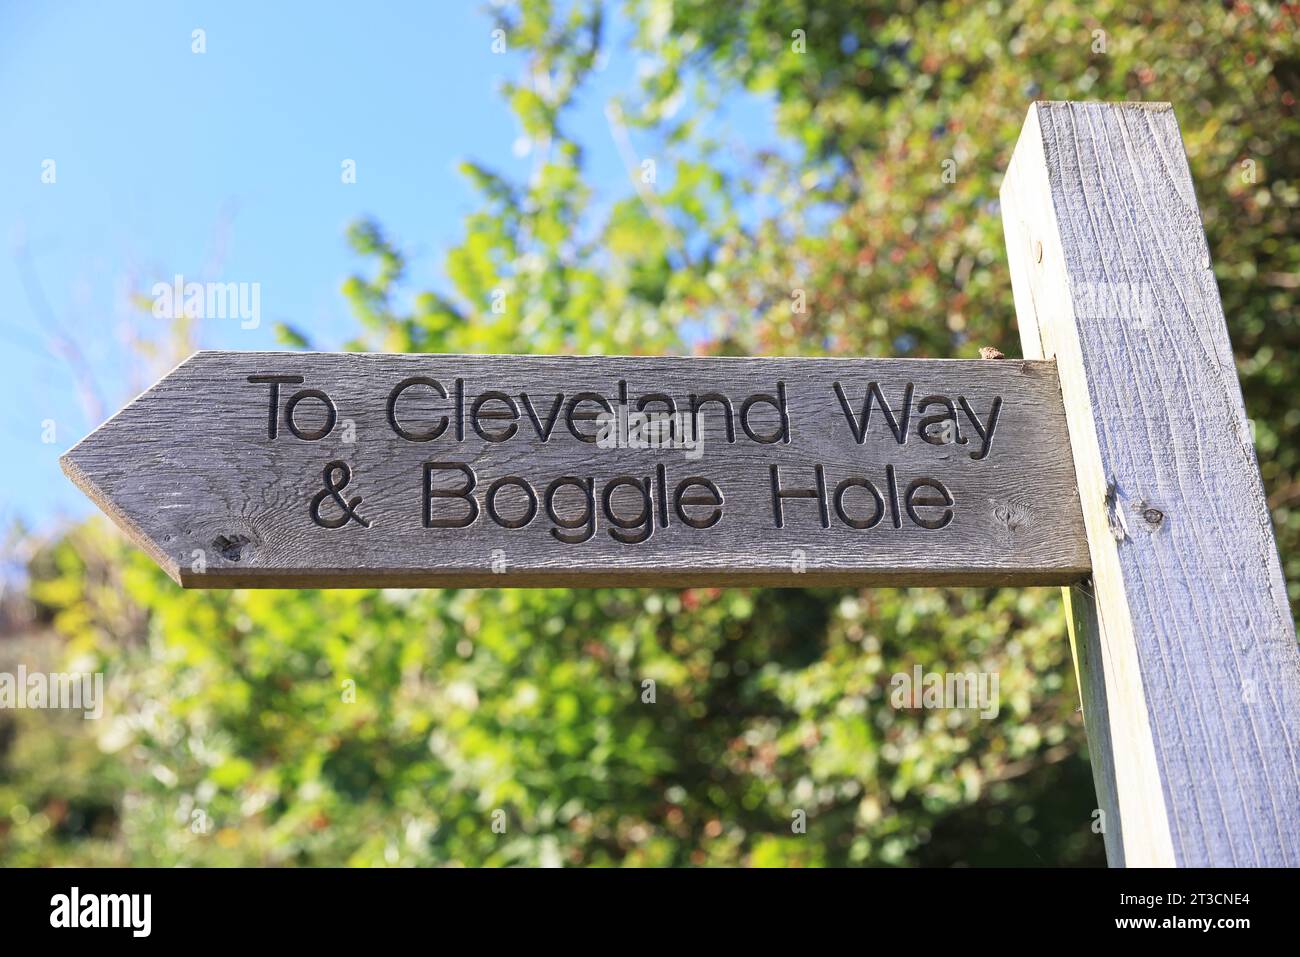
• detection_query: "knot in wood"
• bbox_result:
[213,534,252,562]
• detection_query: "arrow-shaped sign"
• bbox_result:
[61,351,1089,588]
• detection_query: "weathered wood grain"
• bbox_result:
[1003,101,1300,866]
[1063,582,1127,867]
[62,351,1088,588]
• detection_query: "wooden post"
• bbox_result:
[1002,101,1300,866]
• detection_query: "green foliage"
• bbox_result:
[8,0,1297,866]
[9,527,1091,865]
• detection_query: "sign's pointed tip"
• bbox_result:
[59,447,89,493]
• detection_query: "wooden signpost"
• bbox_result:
[63,101,1300,868]
[61,352,1087,588]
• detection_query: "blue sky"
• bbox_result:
[0,1,775,531]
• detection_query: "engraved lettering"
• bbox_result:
[833,477,885,529]
[285,389,337,441]
[310,460,370,528]
[602,476,653,544]
[959,396,1002,461]
[770,464,829,529]
[387,377,448,442]
[422,462,479,528]
[486,476,537,528]
[566,392,613,444]
[472,391,520,442]
[545,476,597,545]
[740,382,790,444]
[690,393,735,443]
[905,477,954,530]
[833,381,913,444]
[673,477,724,529]
[917,396,965,446]
[248,374,303,439]
[521,392,564,441]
